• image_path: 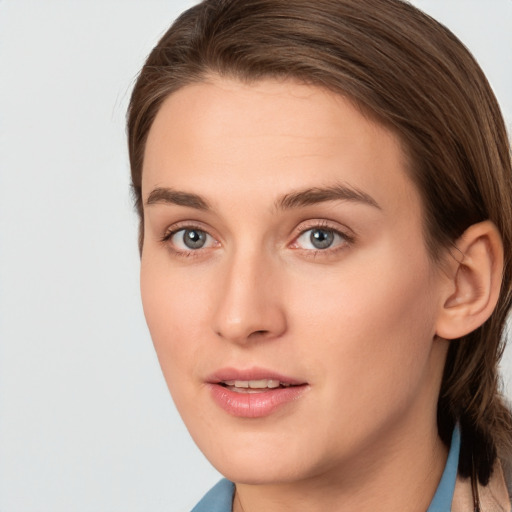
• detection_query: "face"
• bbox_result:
[141,78,449,485]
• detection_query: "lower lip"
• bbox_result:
[208,384,308,418]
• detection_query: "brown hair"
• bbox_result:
[127,0,512,484]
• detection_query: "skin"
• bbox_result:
[140,78,453,512]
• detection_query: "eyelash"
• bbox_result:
[291,220,354,258]
[160,220,355,258]
[160,223,218,258]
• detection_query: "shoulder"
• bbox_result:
[452,460,511,512]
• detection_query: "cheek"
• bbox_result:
[282,244,442,456]
[288,241,439,392]
[140,256,214,383]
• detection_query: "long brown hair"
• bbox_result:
[127,0,512,484]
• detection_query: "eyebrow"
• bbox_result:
[276,184,381,211]
[145,187,211,210]
[145,183,381,212]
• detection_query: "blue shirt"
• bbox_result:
[191,427,461,512]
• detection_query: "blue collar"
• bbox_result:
[191,478,235,512]
[426,426,461,512]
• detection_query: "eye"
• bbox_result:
[294,227,348,250]
[168,228,215,250]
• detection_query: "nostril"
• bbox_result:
[251,330,269,337]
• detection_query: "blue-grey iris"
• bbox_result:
[310,229,334,249]
[183,229,207,249]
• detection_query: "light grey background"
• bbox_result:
[0,1,511,511]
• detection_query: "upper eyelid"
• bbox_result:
[293,227,351,247]
[164,226,211,240]
[293,219,355,239]
[162,221,217,239]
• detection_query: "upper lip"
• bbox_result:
[206,367,307,386]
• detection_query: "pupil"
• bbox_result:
[183,229,206,249]
[310,229,334,249]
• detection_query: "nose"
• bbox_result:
[212,249,287,344]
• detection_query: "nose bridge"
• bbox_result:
[212,243,286,343]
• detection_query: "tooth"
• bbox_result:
[224,379,284,389]
[249,379,269,389]
[249,379,281,388]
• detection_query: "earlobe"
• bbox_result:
[435,221,504,340]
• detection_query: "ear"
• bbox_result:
[435,221,504,340]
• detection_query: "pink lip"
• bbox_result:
[206,367,309,418]
[206,367,305,386]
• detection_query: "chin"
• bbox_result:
[196,429,326,485]
[215,459,313,486]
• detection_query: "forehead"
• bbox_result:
[142,77,419,219]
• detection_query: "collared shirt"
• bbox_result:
[191,479,235,512]
[428,426,461,511]
[190,427,464,512]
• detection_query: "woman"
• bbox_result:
[127,0,512,510]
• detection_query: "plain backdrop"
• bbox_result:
[0,1,511,511]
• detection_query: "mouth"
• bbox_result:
[219,379,297,393]
[206,369,309,418]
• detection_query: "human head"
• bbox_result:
[127,0,512,484]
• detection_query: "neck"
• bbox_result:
[233,421,448,512]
